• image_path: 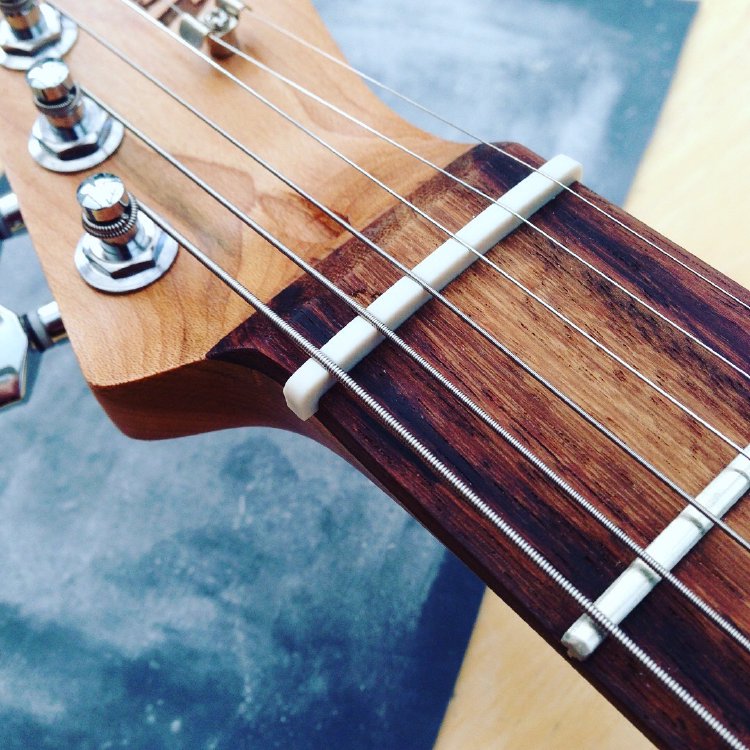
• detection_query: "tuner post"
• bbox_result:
[74,173,179,294]
[0,0,77,70]
[25,57,125,173]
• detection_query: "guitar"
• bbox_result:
[1,1,748,748]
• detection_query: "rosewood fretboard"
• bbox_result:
[210,143,750,749]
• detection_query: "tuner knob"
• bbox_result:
[25,57,125,173]
[0,300,66,410]
[74,173,179,294]
[0,1,77,71]
[0,183,24,240]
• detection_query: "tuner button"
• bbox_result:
[25,55,72,101]
[76,173,131,225]
[0,184,24,240]
[0,0,77,71]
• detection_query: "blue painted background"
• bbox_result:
[0,1,694,747]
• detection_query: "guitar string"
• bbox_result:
[60,2,750,555]
[200,28,750,388]
[65,34,750,653]
[138,205,745,749]
[121,0,750,472]
[65,6,750,743]
[246,3,750,317]
[56,13,748,741]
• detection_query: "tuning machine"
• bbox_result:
[179,0,244,59]
[0,0,77,71]
[0,180,25,241]
[0,300,66,410]
[25,57,124,173]
[74,173,179,293]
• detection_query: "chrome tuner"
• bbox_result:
[0,182,25,240]
[0,300,66,410]
[179,0,244,59]
[0,0,77,71]
[74,173,179,294]
[26,57,124,173]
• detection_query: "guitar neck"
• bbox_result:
[207,141,750,749]
[1,1,748,747]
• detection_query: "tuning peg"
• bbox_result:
[0,0,77,71]
[0,299,66,410]
[25,57,125,173]
[0,182,24,240]
[179,0,244,59]
[74,173,179,293]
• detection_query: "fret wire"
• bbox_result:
[68,36,750,655]
[125,0,750,473]
[139,200,747,749]
[247,4,750,317]
[57,1,750,555]
[204,28,750,388]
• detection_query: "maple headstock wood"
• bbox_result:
[0,0,466,439]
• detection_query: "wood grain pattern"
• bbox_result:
[2,1,749,747]
[0,0,465,398]
[210,143,750,749]
[437,3,750,746]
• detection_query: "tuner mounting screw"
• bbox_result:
[26,57,125,173]
[0,0,77,71]
[74,173,179,294]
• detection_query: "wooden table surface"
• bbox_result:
[435,1,750,747]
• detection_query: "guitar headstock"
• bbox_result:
[0,0,465,435]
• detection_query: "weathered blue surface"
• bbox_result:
[0,1,694,748]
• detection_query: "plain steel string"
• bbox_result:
[64,13,750,655]
[138,207,745,750]
[65,3,750,556]
[88,0,750,553]
[76,8,750,742]
[123,0,750,470]
[63,20,747,744]
[202,26,750,387]
[247,4,750,316]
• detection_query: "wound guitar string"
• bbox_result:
[247,3,750,317]
[60,6,750,558]
[114,0,750,550]
[158,3,750,475]
[44,2,750,745]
